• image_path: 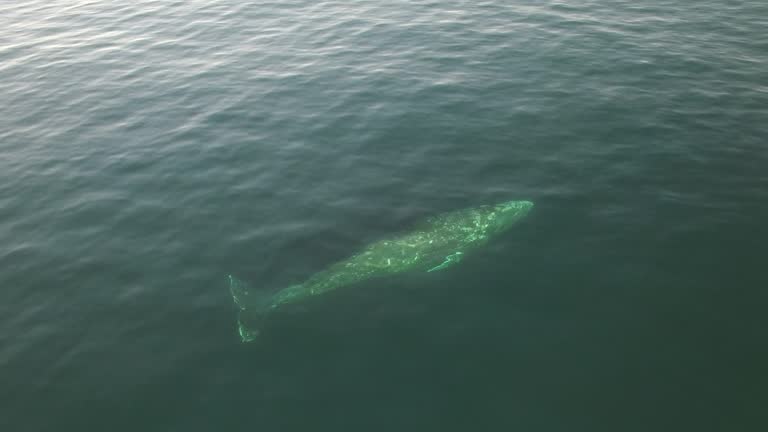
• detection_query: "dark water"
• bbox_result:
[2,1,767,430]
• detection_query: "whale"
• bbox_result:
[229,200,533,342]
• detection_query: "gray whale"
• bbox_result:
[229,200,533,342]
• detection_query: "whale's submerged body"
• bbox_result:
[229,200,533,342]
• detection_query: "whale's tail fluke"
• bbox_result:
[228,275,272,342]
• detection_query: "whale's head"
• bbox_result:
[488,200,534,233]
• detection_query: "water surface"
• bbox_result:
[1,1,767,431]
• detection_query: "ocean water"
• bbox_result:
[1,0,767,430]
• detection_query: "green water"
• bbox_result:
[1,1,766,431]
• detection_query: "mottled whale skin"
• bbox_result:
[229,200,533,342]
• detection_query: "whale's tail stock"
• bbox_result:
[228,275,271,342]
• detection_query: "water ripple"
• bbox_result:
[1,0,767,430]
